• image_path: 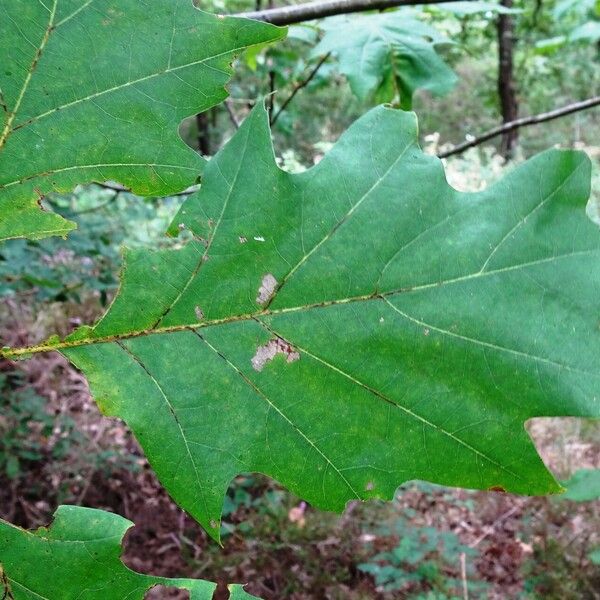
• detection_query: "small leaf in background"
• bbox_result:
[0,0,284,242]
[561,469,600,502]
[0,505,257,599]
[312,11,457,109]
[434,2,523,17]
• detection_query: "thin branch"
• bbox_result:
[224,99,240,129]
[93,181,199,197]
[469,504,520,548]
[460,552,469,600]
[67,195,118,215]
[271,52,331,125]
[236,0,462,25]
[267,69,276,121]
[438,96,600,159]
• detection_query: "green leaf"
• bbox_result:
[554,0,597,20]
[570,20,600,43]
[534,36,568,54]
[3,104,599,542]
[0,0,284,242]
[312,12,457,109]
[561,469,600,501]
[433,2,522,16]
[0,505,256,599]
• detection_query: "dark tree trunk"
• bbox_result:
[196,112,211,156]
[496,0,519,159]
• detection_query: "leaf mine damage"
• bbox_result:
[256,273,278,305]
[251,337,300,372]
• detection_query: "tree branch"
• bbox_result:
[271,52,331,125]
[236,0,462,25]
[93,182,199,197]
[437,96,600,159]
[224,99,241,129]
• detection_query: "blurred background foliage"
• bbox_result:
[1,0,599,598]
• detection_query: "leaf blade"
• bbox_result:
[6,104,599,541]
[0,505,257,599]
[0,0,285,241]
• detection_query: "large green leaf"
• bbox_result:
[0,0,283,242]
[312,12,457,108]
[0,505,256,599]
[3,105,599,541]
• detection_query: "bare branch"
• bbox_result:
[271,52,331,125]
[438,96,600,159]
[92,182,199,197]
[236,0,462,25]
[224,99,241,129]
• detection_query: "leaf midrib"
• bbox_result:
[4,248,597,376]
[0,162,199,190]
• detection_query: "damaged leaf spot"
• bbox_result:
[256,273,277,305]
[488,485,507,493]
[239,235,247,243]
[194,306,204,321]
[251,337,300,372]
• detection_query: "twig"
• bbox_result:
[66,195,118,216]
[92,181,199,197]
[224,99,240,129]
[469,504,520,548]
[460,552,469,600]
[271,52,331,125]
[236,0,464,25]
[267,69,276,121]
[438,96,600,159]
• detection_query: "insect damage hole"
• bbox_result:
[251,337,300,372]
[144,585,189,599]
[256,273,277,305]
